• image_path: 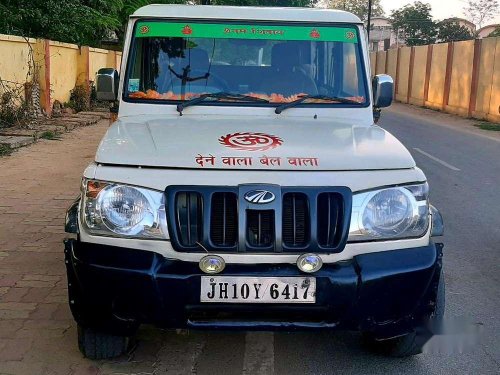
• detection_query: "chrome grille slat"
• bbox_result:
[222,194,226,244]
[317,192,343,248]
[210,192,238,247]
[326,193,331,246]
[282,193,309,247]
[175,192,203,247]
[292,194,296,243]
[247,210,274,247]
[186,192,192,244]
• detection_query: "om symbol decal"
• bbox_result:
[139,25,150,35]
[219,132,283,152]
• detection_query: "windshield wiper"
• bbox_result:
[177,92,269,115]
[274,95,361,114]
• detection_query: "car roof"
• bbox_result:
[132,5,362,24]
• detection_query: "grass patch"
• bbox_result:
[0,144,11,156]
[475,121,500,131]
[39,130,61,140]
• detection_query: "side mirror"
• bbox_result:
[372,74,393,108]
[96,68,119,101]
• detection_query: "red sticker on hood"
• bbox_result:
[219,132,283,151]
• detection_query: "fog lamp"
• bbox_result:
[297,254,323,273]
[199,255,225,274]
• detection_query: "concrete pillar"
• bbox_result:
[395,48,401,97]
[115,52,120,71]
[116,52,122,72]
[407,47,415,104]
[76,46,90,108]
[423,45,433,103]
[370,52,376,78]
[442,42,454,110]
[76,46,90,87]
[34,39,51,116]
[468,39,482,117]
[106,50,116,71]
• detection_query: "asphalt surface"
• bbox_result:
[124,105,500,375]
[372,104,500,374]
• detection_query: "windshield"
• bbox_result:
[125,20,368,106]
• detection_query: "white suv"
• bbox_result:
[64,5,444,359]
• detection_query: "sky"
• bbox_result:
[380,0,500,25]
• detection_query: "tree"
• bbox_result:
[0,0,320,47]
[328,0,384,21]
[0,0,122,46]
[390,2,437,46]
[437,21,474,43]
[115,0,187,43]
[463,0,499,29]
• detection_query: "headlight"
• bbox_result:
[348,183,429,241]
[82,180,167,239]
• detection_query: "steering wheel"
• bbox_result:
[161,69,229,93]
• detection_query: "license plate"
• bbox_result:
[200,276,316,303]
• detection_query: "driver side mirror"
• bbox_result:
[96,68,119,101]
[372,74,393,108]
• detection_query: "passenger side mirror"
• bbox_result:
[96,68,119,101]
[372,74,393,108]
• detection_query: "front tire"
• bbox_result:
[78,325,131,359]
[363,269,445,357]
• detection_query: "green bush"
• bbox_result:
[39,130,59,140]
[67,84,90,113]
[0,144,12,156]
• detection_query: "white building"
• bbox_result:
[366,16,404,52]
[477,24,499,38]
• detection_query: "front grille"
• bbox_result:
[166,186,351,253]
[210,192,238,247]
[175,192,203,247]
[282,193,309,247]
[247,210,275,247]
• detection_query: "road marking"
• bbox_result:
[413,148,461,171]
[242,332,274,375]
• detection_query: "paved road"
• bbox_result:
[0,105,498,374]
[377,104,500,374]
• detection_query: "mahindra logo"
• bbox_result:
[244,190,276,204]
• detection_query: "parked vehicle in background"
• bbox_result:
[64,5,444,360]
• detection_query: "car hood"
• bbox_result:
[95,115,415,171]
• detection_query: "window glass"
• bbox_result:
[126,21,367,105]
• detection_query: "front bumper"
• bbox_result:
[64,239,443,339]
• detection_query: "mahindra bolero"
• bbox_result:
[64,5,445,359]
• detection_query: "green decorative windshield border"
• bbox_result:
[135,21,358,43]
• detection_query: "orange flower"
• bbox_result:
[269,93,286,103]
[345,96,365,103]
[159,91,176,99]
[145,89,160,99]
[129,91,147,99]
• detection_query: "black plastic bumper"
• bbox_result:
[64,239,443,339]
